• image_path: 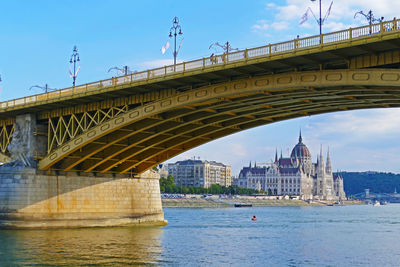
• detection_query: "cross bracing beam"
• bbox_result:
[35,68,400,173]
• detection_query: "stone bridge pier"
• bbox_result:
[0,114,166,229]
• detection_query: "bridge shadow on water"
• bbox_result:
[0,226,163,265]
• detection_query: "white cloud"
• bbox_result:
[230,143,248,157]
[271,21,289,31]
[251,20,288,36]
[309,108,400,138]
[261,0,400,34]
[252,19,269,31]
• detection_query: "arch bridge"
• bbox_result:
[2,20,400,175]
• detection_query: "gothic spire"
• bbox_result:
[275,148,278,162]
[326,147,332,174]
[280,149,283,159]
[299,129,303,143]
[319,144,324,163]
[249,160,251,168]
[319,144,325,172]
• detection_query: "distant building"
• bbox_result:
[167,159,231,188]
[233,133,346,200]
[157,164,169,178]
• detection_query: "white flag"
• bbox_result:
[161,41,170,54]
[299,8,311,25]
[69,66,80,78]
[326,1,333,20]
[75,66,80,76]
[177,38,184,54]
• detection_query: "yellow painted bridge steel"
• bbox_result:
[0,122,15,162]
[38,68,400,174]
[47,104,129,153]
[0,152,10,163]
[1,19,400,114]
[0,123,14,154]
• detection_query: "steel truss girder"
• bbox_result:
[47,104,128,152]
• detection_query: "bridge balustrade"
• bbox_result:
[1,19,399,111]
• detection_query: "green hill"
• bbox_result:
[337,171,400,195]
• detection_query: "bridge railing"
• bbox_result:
[1,19,400,110]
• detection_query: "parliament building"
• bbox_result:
[234,133,346,200]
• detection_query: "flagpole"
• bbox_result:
[319,0,322,35]
[311,0,322,35]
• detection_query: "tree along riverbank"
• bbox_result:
[162,196,363,208]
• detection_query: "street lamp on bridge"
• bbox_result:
[29,84,56,93]
[354,10,383,26]
[354,10,383,34]
[209,41,238,54]
[69,46,80,87]
[108,66,132,76]
[169,17,183,65]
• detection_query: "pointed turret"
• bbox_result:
[249,161,251,168]
[280,149,283,159]
[254,161,257,168]
[320,145,323,163]
[275,148,278,163]
[299,129,303,143]
[317,145,325,174]
[326,147,332,174]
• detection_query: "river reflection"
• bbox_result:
[2,205,400,266]
[0,226,163,266]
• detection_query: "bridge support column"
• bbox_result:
[0,114,166,228]
[8,113,47,166]
[0,168,166,228]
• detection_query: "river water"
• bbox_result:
[1,204,400,266]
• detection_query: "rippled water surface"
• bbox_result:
[1,205,400,266]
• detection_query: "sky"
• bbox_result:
[1,0,400,175]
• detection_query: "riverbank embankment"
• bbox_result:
[162,195,362,208]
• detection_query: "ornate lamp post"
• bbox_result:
[108,65,131,76]
[30,84,56,93]
[354,10,383,34]
[354,10,383,25]
[69,46,80,87]
[169,17,183,65]
[209,41,238,54]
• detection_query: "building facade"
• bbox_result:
[234,133,346,200]
[167,159,231,188]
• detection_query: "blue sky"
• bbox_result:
[1,0,400,174]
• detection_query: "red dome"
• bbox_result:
[290,133,311,159]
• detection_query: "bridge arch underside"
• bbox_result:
[39,69,400,174]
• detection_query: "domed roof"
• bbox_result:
[290,132,311,159]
